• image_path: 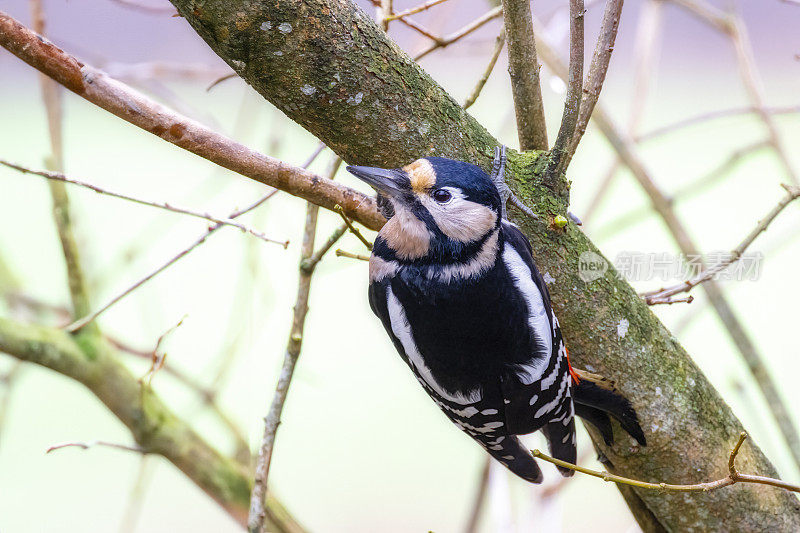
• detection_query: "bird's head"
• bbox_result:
[347,157,502,262]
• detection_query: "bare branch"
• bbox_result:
[30,0,93,321]
[0,11,382,230]
[534,27,800,474]
[139,316,186,387]
[334,205,374,250]
[580,0,663,225]
[335,249,370,262]
[548,0,585,176]
[463,457,491,533]
[595,140,770,239]
[636,105,800,143]
[668,0,799,185]
[463,30,506,110]
[386,0,450,21]
[249,157,342,533]
[533,432,800,494]
[65,190,278,332]
[0,159,289,250]
[414,7,503,60]
[643,184,800,303]
[563,0,624,168]
[47,440,145,454]
[108,0,176,15]
[301,223,348,273]
[501,0,548,150]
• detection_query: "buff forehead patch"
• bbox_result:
[403,158,437,193]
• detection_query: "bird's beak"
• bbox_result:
[346,165,406,198]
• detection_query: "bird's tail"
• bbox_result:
[572,370,646,446]
[541,406,577,477]
[478,434,543,483]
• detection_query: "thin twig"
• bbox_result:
[377,0,393,31]
[563,0,624,169]
[0,11,383,230]
[636,105,800,143]
[463,457,491,533]
[548,0,585,177]
[301,223,348,273]
[414,7,503,61]
[65,190,279,332]
[645,295,694,306]
[249,157,342,533]
[335,249,370,262]
[139,316,186,387]
[669,0,799,185]
[533,432,800,493]
[386,0,450,21]
[30,0,93,321]
[46,440,145,454]
[118,458,155,533]
[0,159,289,249]
[463,30,505,110]
[534,26,800,475]
[643,184,800,304]
[595,140,770,239]
[501,0,548,150]
[334,205,374,250]
[108,0,176,15]
[206,73,238,92]
[581,0,663,225]
[111,336,251,461]
[0,361,23,447]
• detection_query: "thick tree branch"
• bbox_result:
[4,1,800,529]
[0,11,381,230]
[534,27,800,479]
[0,317,303,533]
[501,0,549,150]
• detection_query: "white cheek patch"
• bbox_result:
[419,188,497,243]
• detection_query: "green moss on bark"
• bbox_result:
[168,0,800,530]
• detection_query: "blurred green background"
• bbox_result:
[1,0,799,531]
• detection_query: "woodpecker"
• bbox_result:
[347,150,645,483]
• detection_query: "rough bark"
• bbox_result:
[165,1,800,530]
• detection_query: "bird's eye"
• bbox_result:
[432,189,452,203]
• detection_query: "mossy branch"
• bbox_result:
[0,317,303,533]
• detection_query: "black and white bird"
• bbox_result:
[347,151,645,483]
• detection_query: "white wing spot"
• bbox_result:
[481,409,498,415]
[529,394,539,406]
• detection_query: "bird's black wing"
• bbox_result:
[368,275,544,483]
[498,221,577,472]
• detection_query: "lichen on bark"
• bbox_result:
[169,0,800,530]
